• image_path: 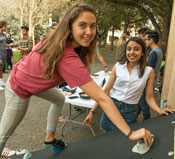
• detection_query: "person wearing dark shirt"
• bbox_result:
[6,34,13,70]
[139,30,162,120]
[0,21,12,90]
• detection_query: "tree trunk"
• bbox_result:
[98,31,102,47]
[106,0,162,39]
[19,0,24,38]
[102,28,109,48]
[32,25,35,45]
[161,3,172,44]
[161,18,170,44]
[28,0,34,45]
[99,37,102,47]
[123,23,128,34]
[110,26,115,50]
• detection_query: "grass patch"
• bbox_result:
[12,50,20,61]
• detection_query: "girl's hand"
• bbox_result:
[104,66,109,72]
[129,128,152,147]
[18,45,21,50]
[83,113,93,126]
[159,108,175,115]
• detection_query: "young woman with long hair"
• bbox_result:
[0,4,153,155]
[84,37,174,132]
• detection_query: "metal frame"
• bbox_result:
[60,104,96,136]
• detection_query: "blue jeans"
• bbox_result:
[0,56,6,66]
[139,89,150,120]
[100,97,140,132]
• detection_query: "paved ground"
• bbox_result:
[0,47,160,152]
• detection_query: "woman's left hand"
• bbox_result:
[159,108,175,115]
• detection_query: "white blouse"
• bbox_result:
[110,62,152,104]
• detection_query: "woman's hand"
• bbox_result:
[104,66,109,72]
[159,108,175,115]
[83,112,93,126]
[17,45,21,50]
[129,128,152,147]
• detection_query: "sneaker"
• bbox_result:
[154,87,159,92]
[44,139,68,153]
[23,153,32,159]
[0,86,4,91]
[1,148,16,157]
[0,80,6,87]
[16,149,29,155]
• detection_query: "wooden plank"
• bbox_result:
[162,0,175,107]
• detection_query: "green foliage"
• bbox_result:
[105,0,173,42]
[73,0,149,33]
[0,0,70,44]
[5,15,21,43]
[1,0,172,43]
[12,50,20,61]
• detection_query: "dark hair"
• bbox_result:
[125,31,130,36]
[120,37,147,78]
[0,21,7,28]
[144,30,159,44]
[21,26,29,31]
[138,28,147,35]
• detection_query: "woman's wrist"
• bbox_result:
[126,129,133,138]
[90,110,96,115]
[104,65,108,68]
[157,108,162,115]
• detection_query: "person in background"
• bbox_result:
[6,33,13,70]
[95,44,109,72]
[83,37,174,132]
[137,28,152,55]
[2,32,9,73]
[18,26,33,59]
[137,28,150,120]
[145,30,163,90]
[116,33,127,62]
[139,30,163,120]
[125,31,131,40]
[156,41,166,88]
[155,41,167,93]
[0,21,12,91]
[138,28,147,40]
[0,3,153,155]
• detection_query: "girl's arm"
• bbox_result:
[80,78,152,147]
[146,69,175,114]
[83,65,116,126]
[96,51,109,72]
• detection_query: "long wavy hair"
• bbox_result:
[120,37,147,78]
[37,3,97,79]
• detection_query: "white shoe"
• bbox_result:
[0,80,5,87]
[0,86,4,91]
[16,149,29,155]
[1,147,16,157]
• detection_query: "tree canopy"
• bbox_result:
[106,0,173,43]
[0,0,173,45]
